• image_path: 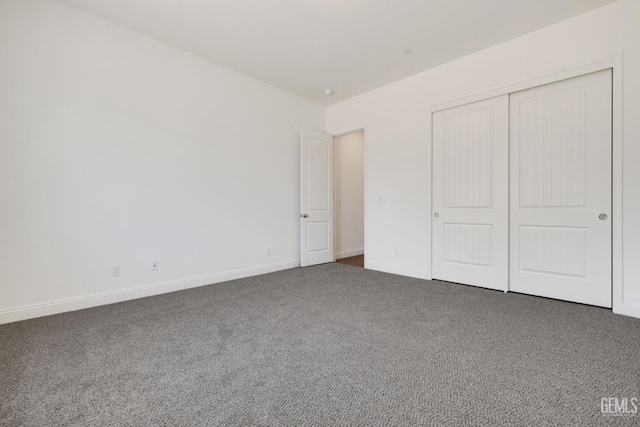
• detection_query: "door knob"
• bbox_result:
[599,213,607,220]
[301,214,308,218]
[434,212,439,218]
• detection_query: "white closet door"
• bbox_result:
[510,70,612,307]
[432,95,509,291]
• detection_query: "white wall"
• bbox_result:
[326,0,640,318]
[334,131,364,259]
[0,0,324,323]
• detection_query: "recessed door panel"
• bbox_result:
[307,222,330,252]
[519,226,587,278]
[443,224,493,267]
[307,139,330,211]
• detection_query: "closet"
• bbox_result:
[432,69,612,308]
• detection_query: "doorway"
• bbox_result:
[334,130,365,268]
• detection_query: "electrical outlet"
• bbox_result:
[266,247,272,256]
[151,260,159,271]
[111,264,120,276]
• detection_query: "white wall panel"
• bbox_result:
[0,0,325,322]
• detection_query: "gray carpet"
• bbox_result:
[1,264,639,426]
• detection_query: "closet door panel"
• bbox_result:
[509,69,612,307]
[432,95,509,290]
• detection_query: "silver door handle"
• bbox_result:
[301,214,308,218]
[434,213,439,218]
[599,213,607,220]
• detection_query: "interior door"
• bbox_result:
[432,95,509,290]
[509,69,612,307]
[300,129,334,267]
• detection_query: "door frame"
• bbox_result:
[429,51,623,314]
[331,126,368,268]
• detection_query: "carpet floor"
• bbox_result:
[1,263,639,426]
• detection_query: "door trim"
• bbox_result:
[429,51,623,314]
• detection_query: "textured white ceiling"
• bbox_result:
[57,0,616,106]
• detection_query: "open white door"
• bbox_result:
[300,129,334,267]
[509,70,612,307]
[432,95,509,291]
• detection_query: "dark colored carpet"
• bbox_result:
[1,263,639,426]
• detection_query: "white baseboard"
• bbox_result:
[6,260,635,325]
[620,302,640,319]
[0,259,300,325]
[366,261,431,280]
[336,248,364,259]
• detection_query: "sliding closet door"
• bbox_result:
[432,95,509,291]
[510,70,612,307]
